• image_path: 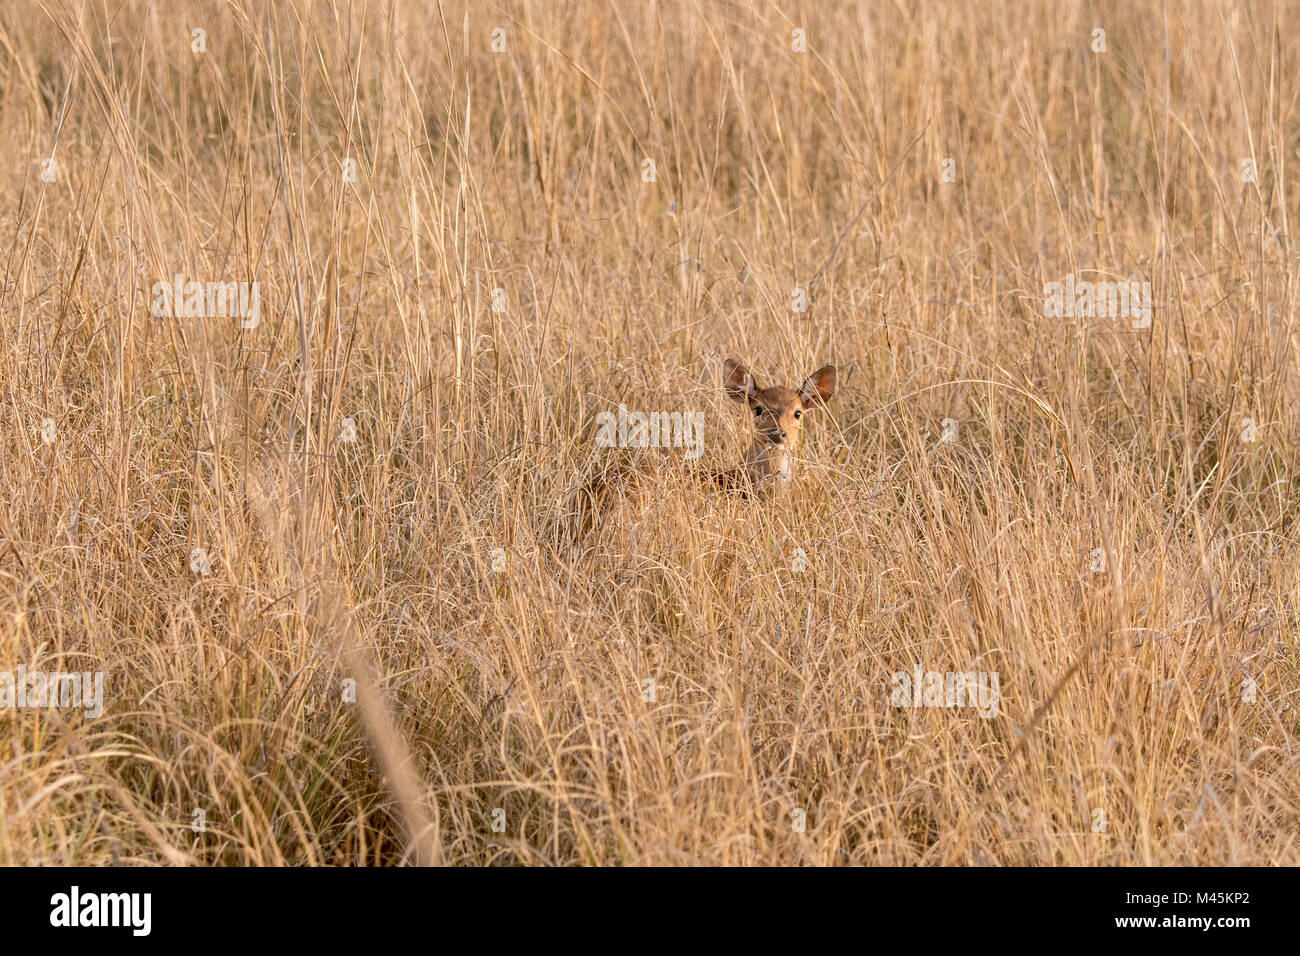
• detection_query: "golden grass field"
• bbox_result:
[1,0,1298,866]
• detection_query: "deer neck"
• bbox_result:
[746,440,793,489]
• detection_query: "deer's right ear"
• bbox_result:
[723,359,757,402]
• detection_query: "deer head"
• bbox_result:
[723,358,836,487]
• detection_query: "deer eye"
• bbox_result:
[753,405,763,417]
[793,410,802,419]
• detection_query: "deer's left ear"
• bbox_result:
[799,365,836,408]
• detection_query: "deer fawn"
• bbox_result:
[715,358,837,492]
[568,359,836,541]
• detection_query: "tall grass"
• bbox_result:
[0,0,1297,864]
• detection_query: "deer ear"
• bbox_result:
[799,365,836,408]
[723,358,758,402]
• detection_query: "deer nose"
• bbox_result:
[778,430,787,441]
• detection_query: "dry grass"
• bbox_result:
[1,0,1298,865]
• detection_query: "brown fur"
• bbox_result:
[567,359,836,541]
[721,358,836,492]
